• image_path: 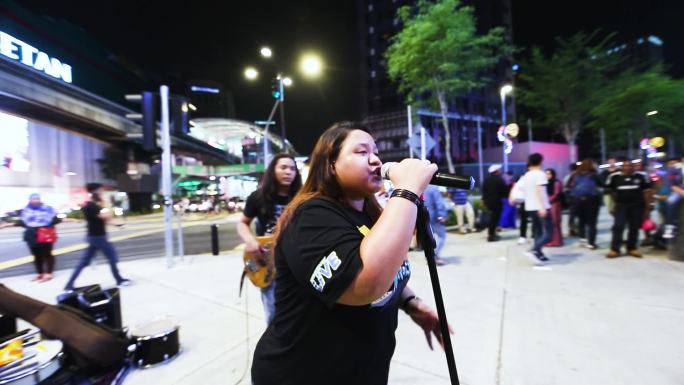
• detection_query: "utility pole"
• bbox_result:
[160,85,174,268]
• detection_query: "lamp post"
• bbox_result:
[500,84,513,172]
[244,49,322,159]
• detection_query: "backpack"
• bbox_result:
[571,174,598,198]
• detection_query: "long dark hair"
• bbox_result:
[273,121,383,243]
[545,168,557,196]
[255,153,302,219]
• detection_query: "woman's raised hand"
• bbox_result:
[388,158,437,195]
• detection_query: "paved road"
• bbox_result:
[0,213,245,278]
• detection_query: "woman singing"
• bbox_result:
[251,122,449,385]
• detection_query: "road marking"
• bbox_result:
[0,220,217,271]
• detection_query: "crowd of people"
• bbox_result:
[475,153,684,263]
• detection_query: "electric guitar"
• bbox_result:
[242,236,275,289]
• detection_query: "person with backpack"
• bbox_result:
[569,159,603,249]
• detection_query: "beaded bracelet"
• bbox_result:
[390,188,422,207]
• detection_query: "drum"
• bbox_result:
[0,339,63,385]
[130,316,180,369]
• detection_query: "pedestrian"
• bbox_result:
[482,164,508,242]
[64,183,131,290]
[522,153,552,264]
[568,159,602,249]
[251,122,449,385]
[544,168,564,247]
[0,194,61,282]
[563,163,579,236]
[237,153,302,325]
[511,170,529,245]
[599,157,619,215]
[605,159,652,258]
[423,185,448,265]
[448,187,475,233]
[663,155,684,239]
[499,171,517,229]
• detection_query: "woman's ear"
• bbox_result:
[330,161,336,175]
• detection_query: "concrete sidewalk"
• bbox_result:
[1,213,683,385]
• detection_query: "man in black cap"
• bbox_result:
[64,183,131,290]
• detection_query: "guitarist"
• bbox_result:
[237,154,302,325]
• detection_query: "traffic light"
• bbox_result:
[125,92,157,151]
[271,79,281,100]
[171,96,189,135]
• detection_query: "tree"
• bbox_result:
[385,0,512,173]
[516,31,619,162]
[589,68,684,150]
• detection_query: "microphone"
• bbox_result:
[380,162,476,190]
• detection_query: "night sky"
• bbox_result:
[19,0,684,154]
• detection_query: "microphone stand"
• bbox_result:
[415,203,460,385]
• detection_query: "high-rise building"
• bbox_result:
[357,0,514,167]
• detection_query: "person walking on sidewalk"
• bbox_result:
[0,194,61,282]
[64,183,131,290]
[605,159,652,258]
[251,122,448,385]
[482,164,508,242]
[522,153,552,264]
[448,187,475,233]
[237,153,302,325]
[569,159,602,249]
[544,168,564,247]
[423,185,448,265]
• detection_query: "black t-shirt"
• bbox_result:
[82,201,106,236]
[251,198,411,385]
[606,172,651,205]
[243,192,291,236]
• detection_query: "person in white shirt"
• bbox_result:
[522,153,552,264]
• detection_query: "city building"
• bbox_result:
[0,1,268,213]
[356,0,514,167]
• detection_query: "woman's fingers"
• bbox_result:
[424,330,434,351]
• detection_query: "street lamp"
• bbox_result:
[260,47,272,58]
[500,84,513,172]
[300,54,323,77]
[282,76,293,87]
[244,67,258,80]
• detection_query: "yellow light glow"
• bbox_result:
[244,67,258,80]
[300,54,323,77]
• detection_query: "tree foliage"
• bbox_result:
[589,67,684,148]
[516,31,620,161]
[386,0,512,171]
